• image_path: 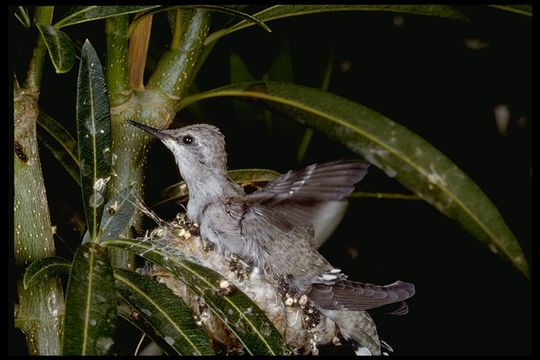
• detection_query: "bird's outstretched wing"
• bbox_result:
[308,279,416,312]
[252,160,370,202]
[239,160,370,233]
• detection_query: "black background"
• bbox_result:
[10,5,532,355]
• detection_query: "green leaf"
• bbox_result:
[117,301,176,355]
[155,169,280,207]
[63,242,117,355]
[179,82,529,278]
[37,111,80,186]
[114,269,214,355]
[23,256,71,289]
[206,5,467,44]
[76,40,112,241]
[15,6,31,29]
[488,5,532,16]
[102,238,289,355]
[264,39,294,82]
[97,186,136,242]
[36,24,75,73]
[130,5,271,37]
[54,6,161,28]
[230,52,255,83]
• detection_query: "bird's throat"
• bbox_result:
[185,173,242,224]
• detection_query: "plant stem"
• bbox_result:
[106,15,138,270]
[14,6,65,355]
[171,9,182,50]
[147,8,211,102]
[24,7,53,92]
[105,16,131,107]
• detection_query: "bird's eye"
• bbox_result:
[182,135,193,145]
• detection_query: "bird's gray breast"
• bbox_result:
[200,199,332,284]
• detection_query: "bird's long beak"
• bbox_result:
[128,120,171,141]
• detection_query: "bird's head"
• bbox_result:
[129,121,228,178]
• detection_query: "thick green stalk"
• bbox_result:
[14,6,65,355]
[105,16,131,107]
[105,15,137,269]
[107,93,175,270]
[105,10,211,270]
[147,8,210,103]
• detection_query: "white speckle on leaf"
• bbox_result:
[90,319,97,326]
[93,176,111,191]
[427,172,446,186]
[96,337,113,352]
[259,322,272,337]
[164,336,175,345]
[89,193,104,208]
[85,120,96,135]
[219,280,230,289]
[384,167,397,178]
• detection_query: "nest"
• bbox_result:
[136,212,380,355]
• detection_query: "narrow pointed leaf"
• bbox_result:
[117,301,176,355]
[186,5,271,33]
[488,5,532,16]
[37,111,80,186]
[264,40,294,82]
[54,6,161,28]
[98,185,136,242]
[102,238,289,355]
[130,5,270,36]
[63,242,117,355]
[36,24,75,73]
[23,256,71,289]
[206,5,467,44]
[15,6,31,29]
[230,52,255,83]
[77,40,112,241]
[114,269,214,355]
[179,82,529,277]
[155,169,280,207]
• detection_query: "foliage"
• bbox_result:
[11,5,530,355]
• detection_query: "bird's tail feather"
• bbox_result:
[309,279,415,311]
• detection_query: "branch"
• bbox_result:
[146,8,210,102]
[105,15,131,106]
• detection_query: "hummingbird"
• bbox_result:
[129,120,415,354]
